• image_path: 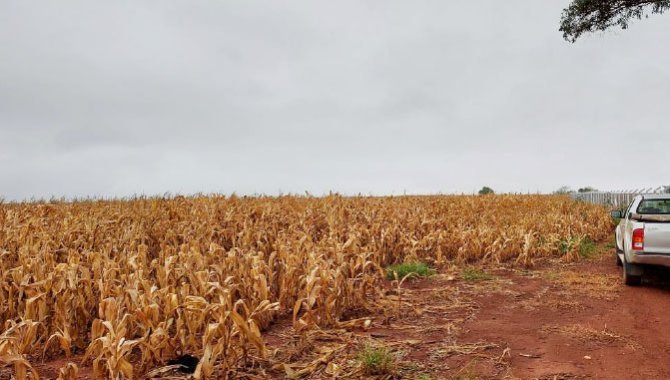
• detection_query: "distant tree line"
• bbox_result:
[554,186,598,194]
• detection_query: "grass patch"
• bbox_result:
[357,344,396,375]
[557,236,600,259]
[386,261,433,280]
[578,237,598,259]
[462,268,493,282]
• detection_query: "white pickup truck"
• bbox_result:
[612,195,670,285]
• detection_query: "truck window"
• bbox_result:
[637,199,670,215]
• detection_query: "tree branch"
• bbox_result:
[560,0,670,42]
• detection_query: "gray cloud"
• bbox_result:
[1,1,669,200]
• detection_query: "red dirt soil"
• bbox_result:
[369,254,670,379]
[263,249,670,379]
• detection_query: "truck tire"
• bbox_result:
[623,257,642,286]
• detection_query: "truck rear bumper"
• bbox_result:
[629,253,670,267]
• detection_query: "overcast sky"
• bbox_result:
[1,1,669,200]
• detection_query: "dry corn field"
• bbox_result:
[0,195,612,379]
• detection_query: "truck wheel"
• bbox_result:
[623,257,642,286]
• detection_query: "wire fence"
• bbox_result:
[571,186,670,208]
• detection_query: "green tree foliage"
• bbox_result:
[554,186,574,195]
[578,187,597,193]
[478,186,495,195]
[560,0,670,42]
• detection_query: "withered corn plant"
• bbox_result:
[0,195,611,378]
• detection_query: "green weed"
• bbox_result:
[386,262,433,280]
[357,344,396,375]
[462,268,493,281]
